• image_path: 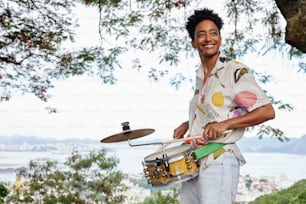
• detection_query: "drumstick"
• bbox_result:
[158,129,233,151]
[163,135,202,145]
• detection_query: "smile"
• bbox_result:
[204,44,215,48]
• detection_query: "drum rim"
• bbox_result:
[144,145,192,162]
[149,171,199,187]
[143,155,185,165]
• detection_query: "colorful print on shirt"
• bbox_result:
[187,55,271,146]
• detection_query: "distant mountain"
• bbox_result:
[1,134,306,155]
[237,135,306,155]
[286,135,306,155]
[0,135,98,145]
[0,135,100,152]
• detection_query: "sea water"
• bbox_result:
[1,147,306,183]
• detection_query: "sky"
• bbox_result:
[0,3,306,143]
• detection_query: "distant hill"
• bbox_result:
[1,134,306,155]
[0,135,98,145]
[0,135,100,152]
[237,135,306,155]
[250,179,306,204]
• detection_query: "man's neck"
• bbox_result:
[201,52,220,75]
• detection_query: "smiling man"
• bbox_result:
[173,8,275,204]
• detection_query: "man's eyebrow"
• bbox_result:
[196,29,218,33]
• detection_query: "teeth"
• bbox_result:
[204,44,214,48]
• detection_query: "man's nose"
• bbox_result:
[205,34,212,41]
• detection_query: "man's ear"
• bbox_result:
[191,40,196,48]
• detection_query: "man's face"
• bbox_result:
[191,20,222,58]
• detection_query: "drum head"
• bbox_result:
[145,145,192,162]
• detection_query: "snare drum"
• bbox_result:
[142,145,198,187]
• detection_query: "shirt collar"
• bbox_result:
[195,53,228,78]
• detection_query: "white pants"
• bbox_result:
[179,151,240,204]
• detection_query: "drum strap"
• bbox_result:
[193,142,225,160]
[197,143,246,172]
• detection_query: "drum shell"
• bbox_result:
[143,145,198,187]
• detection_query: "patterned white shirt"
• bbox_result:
[187,54,271,146]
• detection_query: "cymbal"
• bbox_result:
[100,128,155,143]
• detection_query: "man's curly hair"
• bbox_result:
[186,8,224,40]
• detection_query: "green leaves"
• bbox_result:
[250,179,306,204]
[0,0,78,101]
[142,188,179,204]
[0,183,9,204]
[257,125,288,141]
[6,149,127,204]
[1,0,305,102]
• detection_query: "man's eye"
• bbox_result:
[198,33,205,38]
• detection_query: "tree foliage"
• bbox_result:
[1,0,305,102]
[140,189,179,204]
[0,0,304,140]
[0,0,105,101]
[0,182,9,204]
[250,179,306,204]
[4,149,128,204]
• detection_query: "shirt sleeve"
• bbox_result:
[232,63,271,112]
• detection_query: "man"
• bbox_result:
[173,8,275,204]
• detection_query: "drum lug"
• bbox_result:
[144,168,150,177]
[152,166,163,178]
[185,158,192,169]
[147,179,152,185]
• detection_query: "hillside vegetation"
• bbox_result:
[250,179,306,204]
